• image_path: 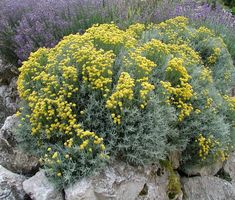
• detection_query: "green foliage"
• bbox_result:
[231,6,235,14]
[216,168,233,182]
[181,109,232,165]
[221,0,235,7]
[112,94,180,166]
[78,90,181,166]
[167,171,181,199]
[161,160,181,199]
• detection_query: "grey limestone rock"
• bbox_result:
[181,161,223,176]
[0,165,27,200]
[23,170,63,200]
[0,77,18,128]
[182,176,235,200]
[0,115,39,175]
[224,152,235,185]
[65,162,170,200]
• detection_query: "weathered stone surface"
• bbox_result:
[181,161,223,176]
[0,115,18,144]
[0,85,8,127]
[0,115,39,174]
[65,162,170,200]
[0,76,18,127]
[0,165,27,200]
[0,58,19,127]
[65,179,96,200]
[182,176,235,200]
[169,151,181,169]
[23,170,63,200]
[0,59,18,85]
[224,152,235,185]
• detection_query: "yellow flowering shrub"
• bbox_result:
[106,72,135,124]
[16,17,235,187]
[160,58,193,121]
[195,134,229,162]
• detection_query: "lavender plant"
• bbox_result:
[0,0,114,64]
[0,0,160,65]
[0,0,35,64]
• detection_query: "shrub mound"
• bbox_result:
[16,17,235,187]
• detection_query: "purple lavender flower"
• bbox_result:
[152,0,235,30]
[0,0,122,65]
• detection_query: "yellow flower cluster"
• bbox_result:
[224,71,231,81]
[216,149,229,162]
[195,134,229,162]
[106,72,135,124]
[81,48,115,94]
[200,67,213,83]
[17,32,112,172]
[17,48,49,100]
[128,51,157,76]
[57,36,116,95]
[196,134,213,160]
[200,90,215,110]
[156,16,190,45]
[195,109,201,114]
[205,97,213,109]
[160,58,193,121]
[85,23,137,49]
[158,16,189,29]
[141,39,170,56]
[167,44,201,66]
[224,95,235,111]
[195,26,215,37]
[125,39,164,108]
[40,128,107,173]
[126,23,146,39]
[121,35,198,121]
[207,48,221,64]
[139,79,155,109]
